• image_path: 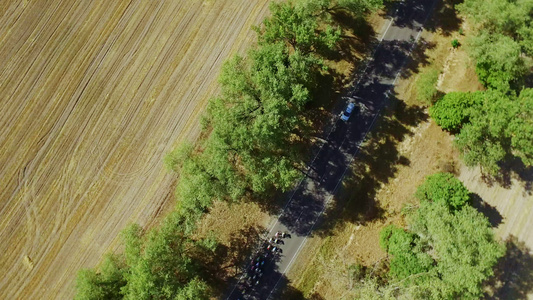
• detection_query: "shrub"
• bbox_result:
[429,91,483,132]
[451,38,460,48]
[416,68,440,104]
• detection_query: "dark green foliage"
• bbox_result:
[257,1,341,53]
[433,89,533,174]
[302,0,383,19]
[469,32,527,92]
[429,91,483,132]
[451,38,460,48]
[416,68,440,104]
[415,173,471,211]
[203,43,318,197]
[121,212,214,299]
[75,213,215,300]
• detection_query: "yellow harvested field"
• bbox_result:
[0,0,270,298]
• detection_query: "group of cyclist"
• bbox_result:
[236,231,291,299]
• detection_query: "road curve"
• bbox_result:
[227,0,438,299]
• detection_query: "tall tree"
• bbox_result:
[75,255,127,300]
[468,32,527,91]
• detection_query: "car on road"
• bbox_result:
[340,102,355,122]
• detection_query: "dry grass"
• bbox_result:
[0,1,271,298]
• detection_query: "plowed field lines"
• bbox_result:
[0,1,270,298]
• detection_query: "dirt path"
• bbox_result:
[458,168,533,250]
[0,1,270,298]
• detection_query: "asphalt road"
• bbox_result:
[227,0,437,299]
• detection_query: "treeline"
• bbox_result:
[430,0,533,174]
[352,173,504,299]
[74,1,383,299]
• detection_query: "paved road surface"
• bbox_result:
[227,0,437,298]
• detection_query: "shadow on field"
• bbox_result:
[470,193,503,228]
[484,236,533,299]
[316,93,428,235]
[480,156,533,195]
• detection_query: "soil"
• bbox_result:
[0,1,270,298]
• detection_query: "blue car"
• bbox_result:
[340,102,355,122]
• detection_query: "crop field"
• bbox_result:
[0,0,270,298]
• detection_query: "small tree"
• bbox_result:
[415,173,471,211]
[429,91,483,132]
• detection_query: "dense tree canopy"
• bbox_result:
[379,225,433,279]
[453,89,533,174]
[409,202,504,299]
[431,88,532,174]
[375,174,504,299]
[468,32,527,91]
[458,0,533,92]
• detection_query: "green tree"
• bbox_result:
[75,255,127,300]
[121,212,214,299]
[302,0,383,18]
[508,88,533,166]
[379,225,433,279]
[256,1,341,53]
[458,0,533,91]
[454,90,516,174]
[410,202,505,299]
[429,91,483,132]
[375,175,504,299]
[415,173,471,211]
[469,32,527,91]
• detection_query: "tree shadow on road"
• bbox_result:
[199,225,267,293]
[314,92,428,236]
[483,236,533,299]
